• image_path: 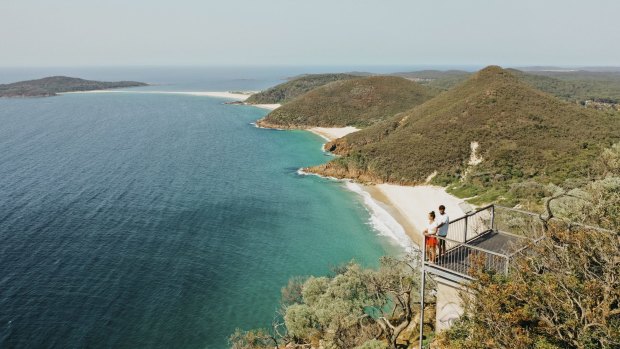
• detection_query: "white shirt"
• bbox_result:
[437,213,449,237]
[426,220,438,235]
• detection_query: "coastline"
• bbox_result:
[59,90,254,99]
[61,89,282,110]
[296,125,467,251]
[365,184,467,248]
[307,126,360,141]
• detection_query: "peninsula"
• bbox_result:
[0,76,147,98]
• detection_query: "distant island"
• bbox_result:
[0,76,148,98]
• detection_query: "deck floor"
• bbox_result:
[430,231,525,277]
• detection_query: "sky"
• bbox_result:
[1,0,618,67]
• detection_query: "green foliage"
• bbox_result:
[259,76,439,128]
[311,67,620,204]
[0,76,146,97]
[231,256,426,349]
[229,329,275,349]
[513,69,620,105]
[392,70,471,91]
[597,142,620,176]
[354,339,388,349]
[246,73,359,104]
[552,176,620,231]
[437,182,620,349]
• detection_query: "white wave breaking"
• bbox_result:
[296,168,414,252]
[344,182,416,252]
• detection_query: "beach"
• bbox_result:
[308,126,360,141]
[365,184,467,247]
[251,103,281,110]
[304,126,468,250]
[62,90,282,110]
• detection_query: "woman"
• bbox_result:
[423,211,439,262]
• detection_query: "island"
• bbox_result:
[0,76,148,98]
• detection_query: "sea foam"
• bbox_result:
[344,182,416,252]
[297,168,414,252]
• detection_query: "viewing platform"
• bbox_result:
[419,204,545,335]
[422,204,543,283]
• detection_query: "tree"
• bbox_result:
[229,255,426,349]
[438,181,620,349]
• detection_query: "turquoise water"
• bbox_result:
[0,88,400,348]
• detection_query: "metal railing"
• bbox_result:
[425,235,510,278]
[424,205,532,279]
[493,205,546,239]
[444,204,494,243]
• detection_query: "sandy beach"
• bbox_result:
[61,90,284,112]
[60,90,256,100]
[308,126,360,141]
[363,184,468,247]
[300,125,467,249]
[251,104,281,110]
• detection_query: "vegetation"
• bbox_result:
[230,143,620,349]
[229,256,433,349]
[232,68,620,349]
[257,76,438,128]
[245,73,359,104]
[510,69,620,107]
[309,66,620,207]
[0,76,147,97]
[392,70,471,91]
[392,68,620,109]
[438,176,620,349]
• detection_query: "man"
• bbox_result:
[436,205,449,257]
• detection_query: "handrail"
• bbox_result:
[507,235,545,257]
[435,234,509,258]
[493,229,531,240]
[449,204,494,224]
[423,259,475,281]
[426,204,614,280]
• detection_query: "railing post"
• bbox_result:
[419,265,426,349]
[491,205,496,231]
[463,216,468,242]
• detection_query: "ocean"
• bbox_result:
[0,67,419,348]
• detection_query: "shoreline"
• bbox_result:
[365,184,468,248]
[294,126,467,251]
[307,126,360,142]
[61,89,282,110]
[60,90,254,99]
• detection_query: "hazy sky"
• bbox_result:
[1,0,618,67]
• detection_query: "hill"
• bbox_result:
[309,66,620,199]
[256,76,439,128]
[515,69,620,105]
[392,70,472,90]
[245,73,359,104]
[0,76,147,97]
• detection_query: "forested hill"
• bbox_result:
[0,76,147,97]
[256,76,439,128]
[245,73,359,104]
[310,66,620,190]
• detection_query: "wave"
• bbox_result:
[344,182,416,252]
[297,169,415,252]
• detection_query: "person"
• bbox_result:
[436,205,449,257]
[423,211,438,262]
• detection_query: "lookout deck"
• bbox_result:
[418,205,543,342]
[422,205,541,283]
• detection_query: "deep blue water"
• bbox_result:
[0,75,402,348]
